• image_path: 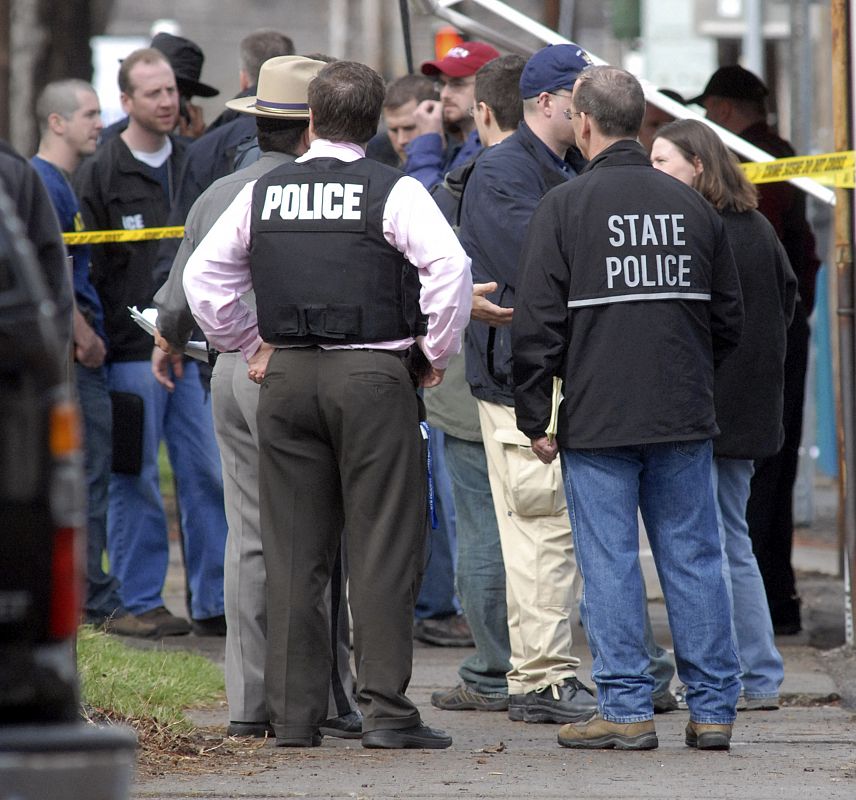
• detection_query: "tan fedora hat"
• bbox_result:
[225,55,325,119]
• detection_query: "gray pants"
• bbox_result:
[210,352,355,723]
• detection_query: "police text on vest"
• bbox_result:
[260,182,364,221]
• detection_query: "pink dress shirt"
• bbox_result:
[184,139,472,369]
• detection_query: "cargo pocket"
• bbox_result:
[493,426,565,517]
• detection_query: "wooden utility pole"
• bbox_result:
[831,0,855,647]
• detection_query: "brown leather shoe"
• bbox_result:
[414,614,474,647]
[100,612,158,638]
[685,721,732,750]
[135,606,191,637]
[558,715,658,750]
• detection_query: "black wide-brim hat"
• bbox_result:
[151,32,219,98]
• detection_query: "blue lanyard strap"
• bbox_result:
[420,421,439,530]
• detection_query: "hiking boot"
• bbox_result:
[737,694,779,711]
[685,721,732,750]
[558,715,658,750]
[508,677,597,724]
[431,684,509,712]
[652,689,679,714]
[414,614,474,647]
[135,606,191,637]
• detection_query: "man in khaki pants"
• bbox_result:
[459,44,598,723]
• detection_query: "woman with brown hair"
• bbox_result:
[651,119,796,711]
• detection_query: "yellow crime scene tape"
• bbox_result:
[59,150,854,247]
[741,150,855,189]
[62,226,184,245]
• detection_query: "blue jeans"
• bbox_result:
[713,458,784,700]
[444,434,511,695]
[107,359,227,619]
[561,440,740,724]
[415,427,461,620]
[76,362,126,621]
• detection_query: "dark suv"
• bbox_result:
[0,188,136,798]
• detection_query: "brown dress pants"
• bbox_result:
[257,347,428,738]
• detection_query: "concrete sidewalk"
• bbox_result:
[131,488,855,799]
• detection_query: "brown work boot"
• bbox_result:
[685,721,732,751]
[557,715,658,750]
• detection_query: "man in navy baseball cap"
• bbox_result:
[519,43,593,99]
[443,39,600,727]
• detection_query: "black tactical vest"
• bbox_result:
[249,157,423,346]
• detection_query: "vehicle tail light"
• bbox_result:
[48,395,85,640]
[49,399,82,457]
[49,526,80,639]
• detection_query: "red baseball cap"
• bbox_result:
[420,41,500,78]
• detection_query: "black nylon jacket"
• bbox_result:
[74,135,186,362]
[713,209,796,459]
[512,140,744,449]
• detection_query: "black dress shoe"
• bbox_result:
[191,614,227,637]
[362,723,452,749]
[227,721,274,738]
[274,733,322,747]
[319,710,362,739]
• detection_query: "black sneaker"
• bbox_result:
[431,684,509,711]
[319,710,362,738]
[508,677,597,724]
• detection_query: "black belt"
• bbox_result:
[208,348,239,367]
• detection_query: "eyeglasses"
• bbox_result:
[563,108,583,120]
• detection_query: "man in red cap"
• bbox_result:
[405,41,499,190]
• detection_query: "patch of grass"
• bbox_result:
[77,627,224,732]
[158,441,174,499]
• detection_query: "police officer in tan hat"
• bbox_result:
[153,55,363,740]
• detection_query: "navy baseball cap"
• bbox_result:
[519,43,593,99]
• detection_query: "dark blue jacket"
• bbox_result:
[460,122,576,406]
[404,128,481,191]
[31,156,106,344]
